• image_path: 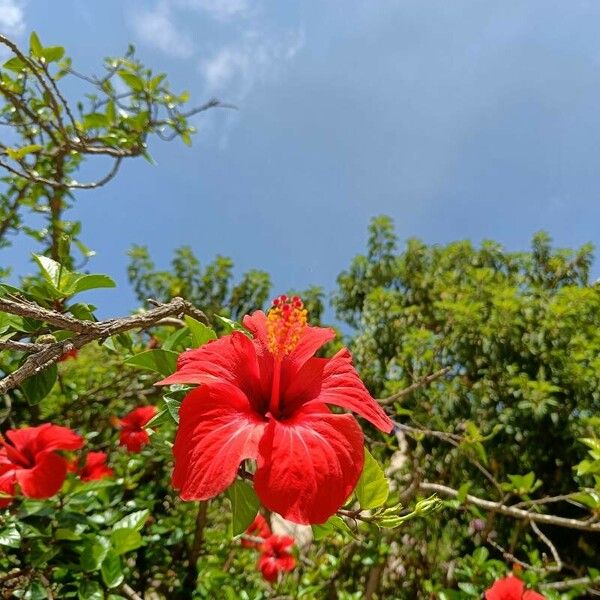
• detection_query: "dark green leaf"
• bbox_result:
[101,550,124,588]
[227,480,260,536]
[112,509,149,532]
[110,527,144,555]
[21,364,57,405]
[78,580,104,600]
[80,536,110,572]
[0,524,21,548]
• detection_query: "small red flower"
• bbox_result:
[158,296,393,524]
[0,423,83,506]
[485,575,546,600]
[114,406,157,453]
[72,451,114,482]
[257,535,296,582]
[58,348,78,362]
[242,513,272,549]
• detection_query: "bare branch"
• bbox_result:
[419,482,600,533]
[0,297,208,395]
[379,367,450,404]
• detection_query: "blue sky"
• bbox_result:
[2,1,600,316]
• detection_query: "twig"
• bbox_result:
[530,520,562,572]
[183,501,208,593]
[378,367,450,404]
[419,482,600,533]
[0,295,97,333]
[120,583,144,600]
[540,576,600,591]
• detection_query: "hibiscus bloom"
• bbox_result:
[158,295,393,524]
[242,513,272,549]
[71,451,114,482]
[258,535,296,582]
[114,406,157,453]
[0,423,83,507]
[485,575,546,600]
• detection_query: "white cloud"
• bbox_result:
[201,29,304,100]
[0,0,25,36]
[176,0,250,21]
[131,2,194,58]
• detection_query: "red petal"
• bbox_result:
[0,469,16,508]
[258,556,280,582]
[485,576,525,600]
[287,324,335,370]
[16,451,68,499]
[243,310,269,345]
[284,349,393,433]
[523,592,546,600]
[172,383,266,501]
[80,452,114,481]
[156,333,264,408]
[6,423,83,456]
[120,406,157,429]
[119,430,150,453]
[254,405,364,524]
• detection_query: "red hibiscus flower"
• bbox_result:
[242,513,272,548]
[485,575,546,600]
[257,535,296,582]
[114,406,157,453]
[158,295,393,525]
[0,423,83,507]
[71,451,114,482]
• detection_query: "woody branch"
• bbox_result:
[0,296,208,395]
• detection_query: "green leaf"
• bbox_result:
[55,528,82,541]
[227,480,260,536]
[118,71,144,91]
[30,32,43,58]
[81,536,111,572]
[24,580,48,600]
[69,273,116,295]
[3,56,27,72]
[83,112,108,129]
[6,144,42,160]
[112,509,149,532]
[32,253,63,290]
[312,515,352,540]
[101,550,124,588]
[78,580,104,600]
[125,349,178,376]
[185,315,217,348]
[0,524,21,548]
[164,396,181,423]
[214,315,250,336]
[110,527,144,555]
[40,46,65,63]
[21,364,57,405]
[355,447,389,509]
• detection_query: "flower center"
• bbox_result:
[267,295,307,416]
[266,295,307,359]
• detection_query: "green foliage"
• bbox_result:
[333,215,600,596]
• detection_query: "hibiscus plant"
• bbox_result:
[1,31,599,600]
